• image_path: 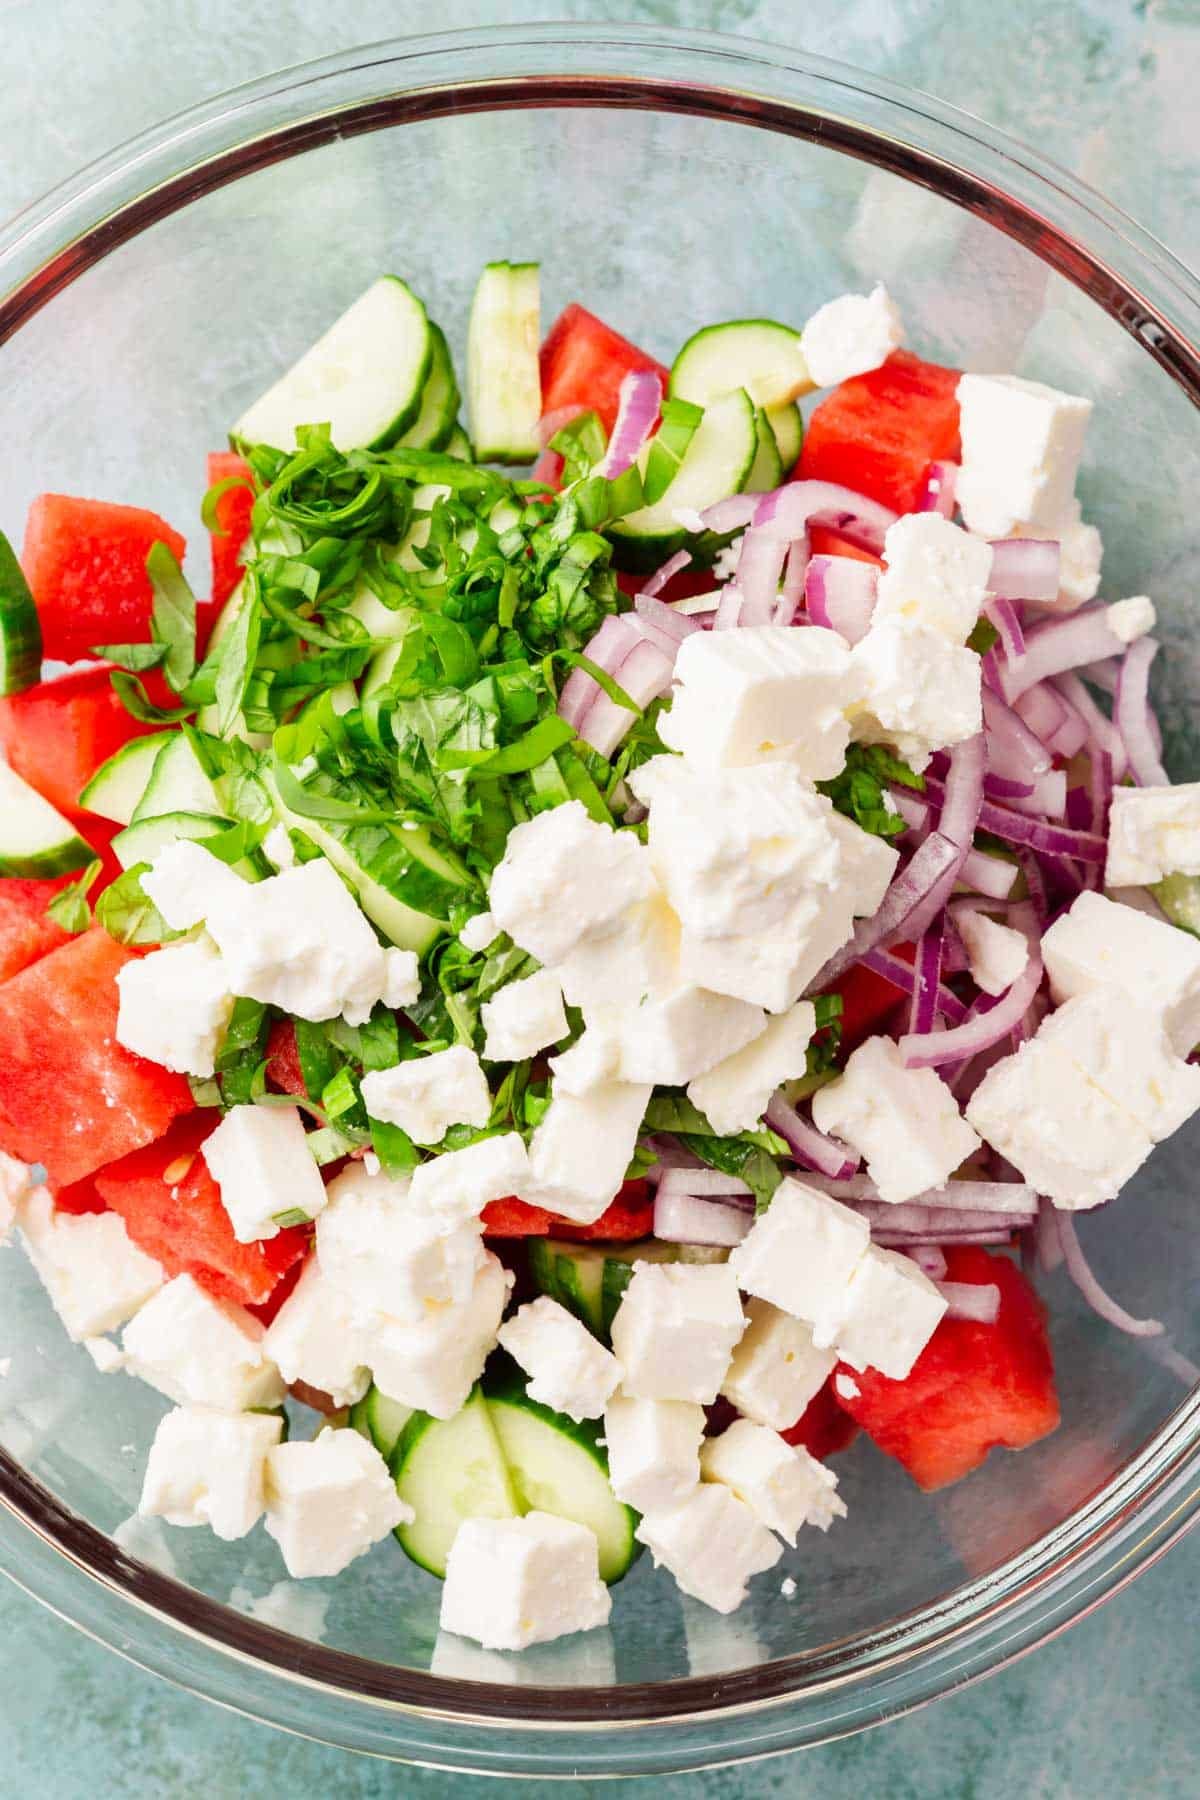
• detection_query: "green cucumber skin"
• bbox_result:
[395,324,461,453]
[0,837,93,880]
[668,318,810,412]
[608,389,757,574]
[78,733,175,824]
[745,407,784,493]
[390,1388,519,1578]
[767,402,803,473]
[0,529,42,697]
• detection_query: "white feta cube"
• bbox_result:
[830,810,902,918]
[1036,992,1200,1143]
[262,1256,370,1408]
[497,1298,621,1422]
[602,1393,705,1513]
[1042,890,1200,1053]
[141,838,247,931]
[18,1189,163,1341]
[381,947,421,1008]
[728,1179,870,1326]
[700,1419,846,1543]
[801,284,903,387]
[115,937,234,1077]
[264,1429,410,1579]
[609,1263,745,1405]
[607,985,766,1088]
[687,1002,816,1136]
[956,373,1093,538]
[873,514,993,644]
[824,1245,947,1378]
[1053,499,1104,604]
[635,1484,782,1614]
[459,910,499,953]
[1107,596,1156,643]
[0,1152,33,1244]
[408,1132,530,1228]
[1106,784,1200,888]
[811,1037,980,1206]
[849,620,982,771]
[316,1163,485,1324]
[481,970,568,1063]
[440,1512,611,1650]
[488,801,654,966]
[122,1275,285,1409]
[202,1103,328,1244]
[957,911,1030,997]
[719,1297,836,1430]
[547,1027,622,1096]
[556,888,682,1011]
[362,1254,510,1418]
[139,1405,283,1540]
[84,1335,127,1373]
[525,1079,652,1224]
[359,1046,491,1146]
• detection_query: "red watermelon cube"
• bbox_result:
[0,876,73,982]
[21,492,187,665]
[782,1378,861,1462]
[206,452,255,614]
[0,664,161,820]
[481,1179,654,1241]
[799,350,962,516]
[539,304,668,437]
[265,1019,308,1099]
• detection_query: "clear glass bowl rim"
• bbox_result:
[1,21,1199,1775]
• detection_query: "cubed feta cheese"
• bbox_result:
[811,1037,980,1206]
[141,838,247,931]
[801,284,904,387]
[830,810,902,918]
[361,1253,510,1418]
[1036,992,1200,1143]
[440,1512,611,1650]
[122,1275,285,1409]
[823,1244,947,1377]
[1107,595,1156,643]
[700,1419,846,1543]
[1106,784,1200,888]
[497,1298,621,1421]
[115,937,234,1077]
[84,1335,127,1374]
[316,1163,485,1324]
[873,514,993,644]
[728,1178,870,1326]
[635,1484,782,1614]
[0,1152,33,1244]
[408,1132,530,1228]
[556,888,682,1010]
[1043,890,1200,1054]
[687,1002,816,1136]
[262,1255,370,1408]
[656,625,861,780]
[202,1103,328,1243]
[381,948,421,1008]
[359,1046,491,1146]
[956,911,1030,997]
[547,1026,621,1096]
[609,1263,745,1404]
[18,1189,163,1341]
[605,984,766,1088]
[264,1429,410,1579]
[262,824,297,870]
[459,910,499,953]
[488,801,654,966]
[1053,499,1104,605]
[481,970,568,1063]
[849,620,983,771]
[602,1393,705,1513]
[719,1297,836,1430]
[956,373,1093,538]
[525,1079,653,1224]
[139,1405,283,1540]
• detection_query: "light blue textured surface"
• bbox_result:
[2,1,1199,1792]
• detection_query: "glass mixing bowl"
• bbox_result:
[1,23,1198,1778]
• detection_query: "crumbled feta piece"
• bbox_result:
[636,1484,782,1614]
[834,1373,860,1401]
[719,1297,836,1430]
[781,1576,797,1598]
[1054,498,1103,604]
[525,1079,653,1224]
[1042,890,1200,1054]
[830,809,902,917]
[360,1046,491,1146]
[656,625,862,779]
[1106,784,1200,888]
[381,948,421,1009]
[488,800,654,966]
[801,284,903,387]
[873,514,993,644]
[481,970,568,1063]
[408,1132,530,1228]
[18,1189,163,1341]
[605,984,766,1088]
[139,1405,283,1540]
[361,1254,510,1418]
[0,1152,33,1244]
[459,909,500,953]
[84,1335,127,1373]
[1036,992,1200,1144]
[202,1103,328,1243]
[498,1298,621,1422]
[262,1255,370,1408]
[440,1512,611,1650]
[264,1430,410,1579]
[700,1420,846,1543]
[316,1163,485,1324]
[262,824,297,871]
[811,1036,980,1206]
[122,1275,284,1409]
[547,1027,621,1096]
[728,1178,870,1326]
[956,911,1030,998]
[114,937,234,1078]
[141,838,247,931]
[956,373,1093,538]
[610,1263,745,1405]
[602,1394,705,1513]
[823,1244,947,1377]
[1107,595,1156,643]
[687,1002,816,1136]
[849,620,982,772]
[556,888,682,1011]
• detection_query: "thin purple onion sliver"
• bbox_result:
[1052,671,1129,782]
[764,1091,859,1180]
[998,606,1125,703]
[907,1244,949,1281]
[982,689,1053,781]
[653,1190,754,1248]
[1114,635,1169,787]
[986,537,1061,602]
[640,549,692,600]
[859,946,968,1025]
[1056,1212,1164,1337]
[805,553,878,644]
[985,596,1027,665]
[634,591,701,646]
[899,943,1042,1069]
[598,368,663,479]
[910,926,944,1035]
[918,460,958,519]
[735,528,789,624]
[752,478,898,549]
[937,1280,1002,1324]
[656,1165,752,1200]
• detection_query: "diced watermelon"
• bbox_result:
[0,876,73,982]
[481,1179,654,1241]
[0,929,194,1187]
[833,1246,1060,1491]
[49,1174,108,1216]
[0,664,161,820]
[781,1379,861,1461]
[246,1252,307,1327]
[21,492,187,665]
[799,350,962,516]
[95,1111,311,1309]
[206,452,255,614]
[265,1019,307,1098]
[539,304,669,437]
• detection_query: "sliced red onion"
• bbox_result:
[985,772,1036,802]
[1055,1212,1164,1337]
[936,733,986,849]
[987,538,1061,602]
[802,1173,1038,1214]
[889,789,930,834]
[918,461,958,519]
[714,585,744,630]
[781,538,810,617]
[577,638,673,757]
[1004,768,1068,820]
[654,1190,754,1247]
[907,1244,949,1281]
[900,939,1041,1069]
[858,947,968,1025]
[598,369,663,479]
[634,591,701,652]
[925,776,1107,864]
[557,614,642,728]
[937,1280,1001,1323]
[641,549,692,599]
[985,596,1026,666]
[810,832,965,990]
[1081,656,1119,695]
[1089,747,1114,840]
[909,927,945,1035]
[645,1136,707,1177]
[656,1165,752,1200]
[670,593,720,618]
[1013,681,1065,743]
[805,554,878,644]
[876,1229,1016,1247]
[997,607,1124,703]
[1114,636,1169,787]
[764,1092,859,1181]
[736,529,789,624]
[960,848,1019,900]
[1052,672,1128,782]
[700,494,759,534]
[752,479,897,551]
[982,690,1053,781]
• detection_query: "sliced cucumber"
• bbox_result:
[396,324,460,451]
[608,388,758,573]
[745,407,784,493]
[78,732,175,825]
[641,398,703,507]
[766,401,803,473]
[233,275,432,452]
[0,529,42,696]
[130,732,222,823]
[350,1384,414,1461]
[0,763,92,878]
[112,809,232,873]
[391,1387,519,1577]
[528,1237,730,1342]
[467,262,541,462]
[444,425,473,462]
[669,318,813,412]
[1153,872,1200,938]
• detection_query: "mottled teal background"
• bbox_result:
[3,1,1199,1793]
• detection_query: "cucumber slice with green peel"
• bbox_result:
[396,324,460,451]
[130,732,222,823]
[0,763,93,878]
[444,425,473,462]
[608,388,758,573]
[745,406,785,493]
[350,1385,414,1461]
[112,809,234,873]
[233,276,432,453]
[78,732,175,825]
[669,318,813,412]
[766,401,803,473]
[528,1237,730,1342]
[467,262,541,462]
[0,529,42,697]
[1153,873,1200,938]
[391,1387,520,1577]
